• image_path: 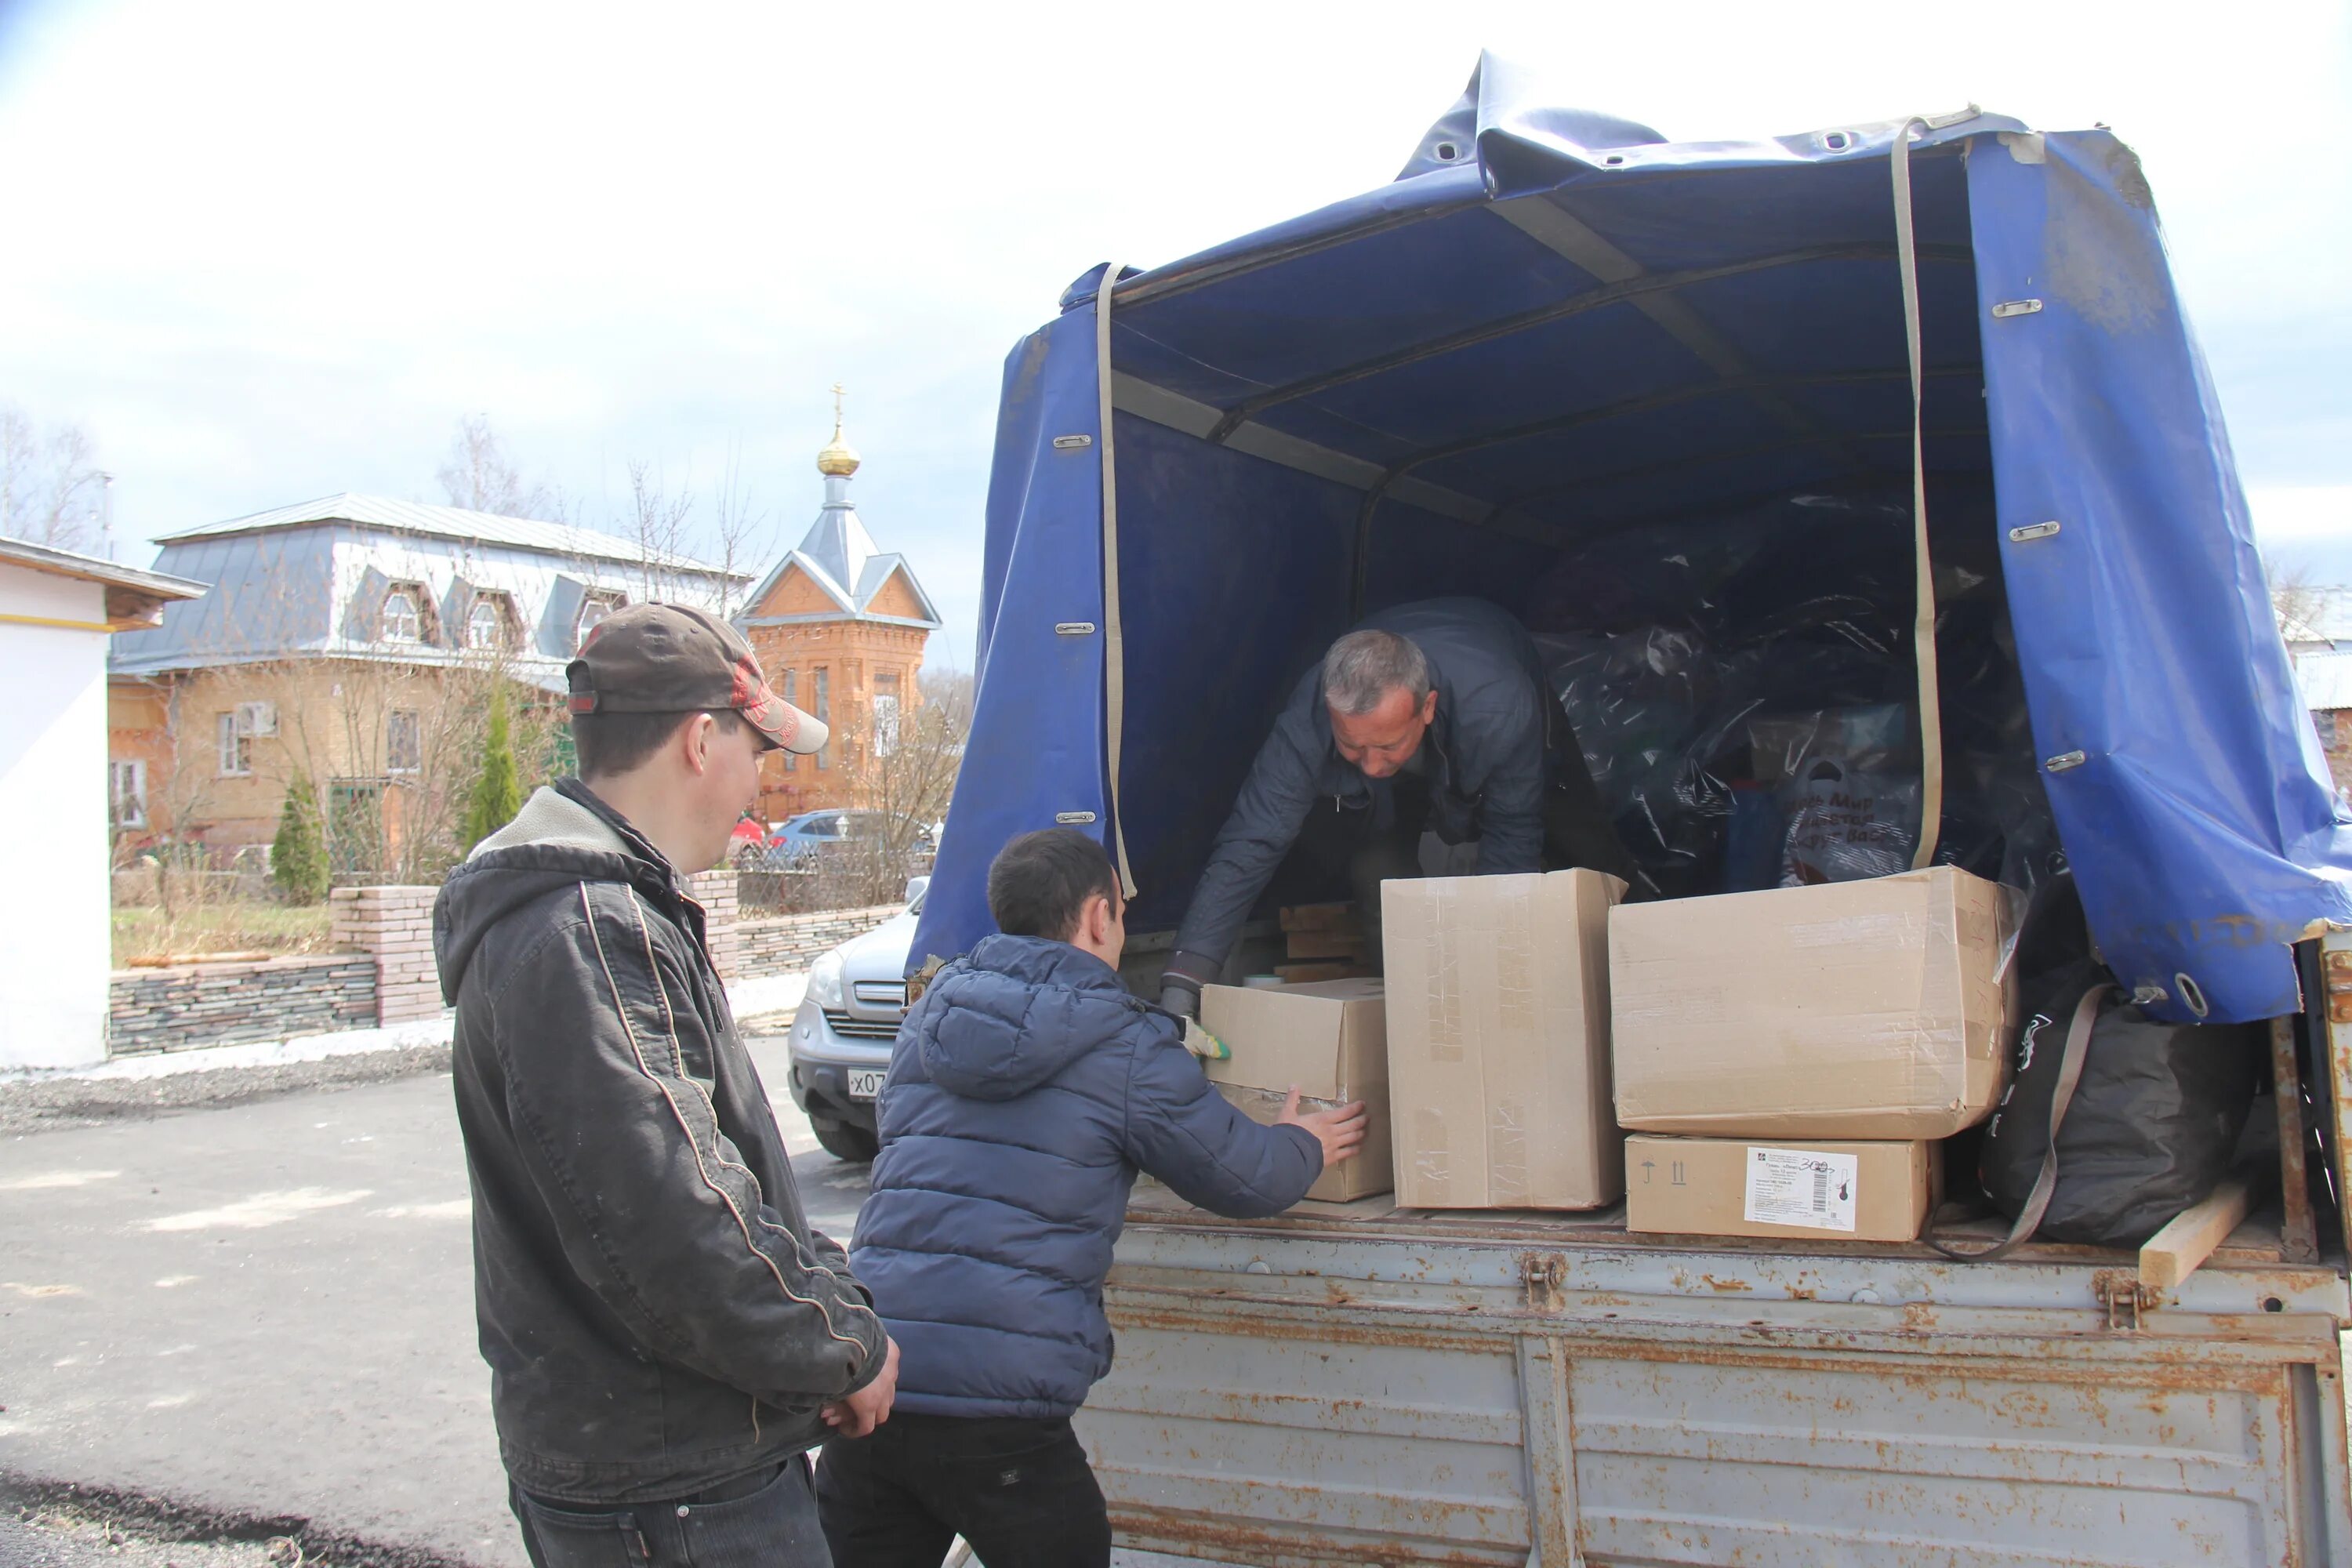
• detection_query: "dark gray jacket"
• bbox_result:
[435,779,886,1504]
[1169,597,1551,982]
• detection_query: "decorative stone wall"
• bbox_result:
[329,884,442,1023]
[107,955,377,1056]
[734,903,905,978]
[100,879,906,1060]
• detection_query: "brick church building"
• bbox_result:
[738,405,943,822]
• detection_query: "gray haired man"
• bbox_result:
[1158,597,1633,1018]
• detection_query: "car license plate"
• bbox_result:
[847,1069,887,1102]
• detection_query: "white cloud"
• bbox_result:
[0,0,2345,662]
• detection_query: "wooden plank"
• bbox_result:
[1279,902,1360,934]
[2139,1171,2259,1293]
[1286,931,1367,960]
[1273,960,1373,984]
[2270,1016,2321,1265]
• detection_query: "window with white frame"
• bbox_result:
[467,593,513,651]
[873,671,901,757]
[779,669,799,771]
[109,760,147,829]
[576,593,623,652]
[812,668,830,771]
[216,712,252,776]
[387,710,423,775]
[383,586,424,643]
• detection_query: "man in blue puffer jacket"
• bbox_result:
[817,827,1366,1567]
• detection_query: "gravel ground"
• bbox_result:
[0,1047,454,1136]
[0,1483,459,1568]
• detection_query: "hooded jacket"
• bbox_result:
[849,934,1323,1417]
[1168,597,1555,982]
[434,779,886,1503]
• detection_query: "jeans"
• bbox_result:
[511,1454,831,1568]
[815,1413,1112,1568]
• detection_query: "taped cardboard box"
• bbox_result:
[1610,866,2014,1140]
[1201,978,1392,1202]
[1624,1134,1932,1242]
[1381,869,1625,1210]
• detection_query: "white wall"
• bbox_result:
[0,564,111,1070]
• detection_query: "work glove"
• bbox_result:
[1181,1018,1231,1062]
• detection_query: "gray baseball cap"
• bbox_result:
[567,603,826,755]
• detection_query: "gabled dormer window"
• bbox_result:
[383,585,424,643]
[467,592,516,651]
[577,592,625,652]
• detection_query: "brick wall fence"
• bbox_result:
[329,885,443,1023]
[735,903,905,976]
[107,955,377,1057]
[104,874,903,1058]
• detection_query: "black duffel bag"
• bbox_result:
[1936,874,2262,1259]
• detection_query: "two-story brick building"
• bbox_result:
[107,495,748,877]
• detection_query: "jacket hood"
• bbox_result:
[913,934,1145,1102]
[434,782,668,1004]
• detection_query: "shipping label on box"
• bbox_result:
[1381,869,1626,1210]
[1201,978,1392,1202]
[1609,866,2015,1140]
[1624,1134,1930,1242]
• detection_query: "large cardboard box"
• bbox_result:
[1201,978,1393,1202]
[1610,866,2013,1139]
[1624,1134,1932,1242]
[1381,869,1625,1210]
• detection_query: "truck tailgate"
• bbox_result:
[1084,1209,2350,1566]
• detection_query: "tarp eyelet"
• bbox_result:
[2174,973,2210,1018]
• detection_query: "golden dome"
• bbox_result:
[817,383,861,477]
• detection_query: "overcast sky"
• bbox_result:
[2,0,2347,663]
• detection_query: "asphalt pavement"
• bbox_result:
[0,1000,1189,1568]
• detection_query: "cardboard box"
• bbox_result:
[1624,1135,1932,1242]
[1381,869,1625,1210]
[1201,978,1392,1202]
[1610,867,2013,1140]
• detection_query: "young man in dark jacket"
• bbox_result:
[818,828,1367,1567]
[435,604,895,1568]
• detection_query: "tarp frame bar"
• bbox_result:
[1203,237,1971,447]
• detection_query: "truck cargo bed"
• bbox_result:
[1090,1194,2348,1566]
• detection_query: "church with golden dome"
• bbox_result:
[738,389,944,821]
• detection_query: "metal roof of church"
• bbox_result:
[156,492,727,574]
[741,441,943,629]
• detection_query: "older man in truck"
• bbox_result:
[1156,595,1632,1018]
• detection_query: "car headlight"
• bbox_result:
[805,949,846,1011]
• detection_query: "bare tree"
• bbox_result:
[707,438,771,619]
[621,458,699,602]
[437,414,569,521]
[826,670,972,905]
[1,405,107,550]
[2267,553,2328,648]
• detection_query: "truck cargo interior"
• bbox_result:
[909,85,2352,1563]
[1105,143,2314,1265]
[918,111,2346,1275]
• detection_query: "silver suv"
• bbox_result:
[782,878,927,1162]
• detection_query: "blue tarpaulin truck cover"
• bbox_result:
[912,53,2352,1025]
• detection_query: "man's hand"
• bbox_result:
[1158,979,1201,1021]
[1276,1087,1367,1169]
[822,1334,899,1440]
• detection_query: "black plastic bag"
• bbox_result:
[1961,876,2263,1254]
